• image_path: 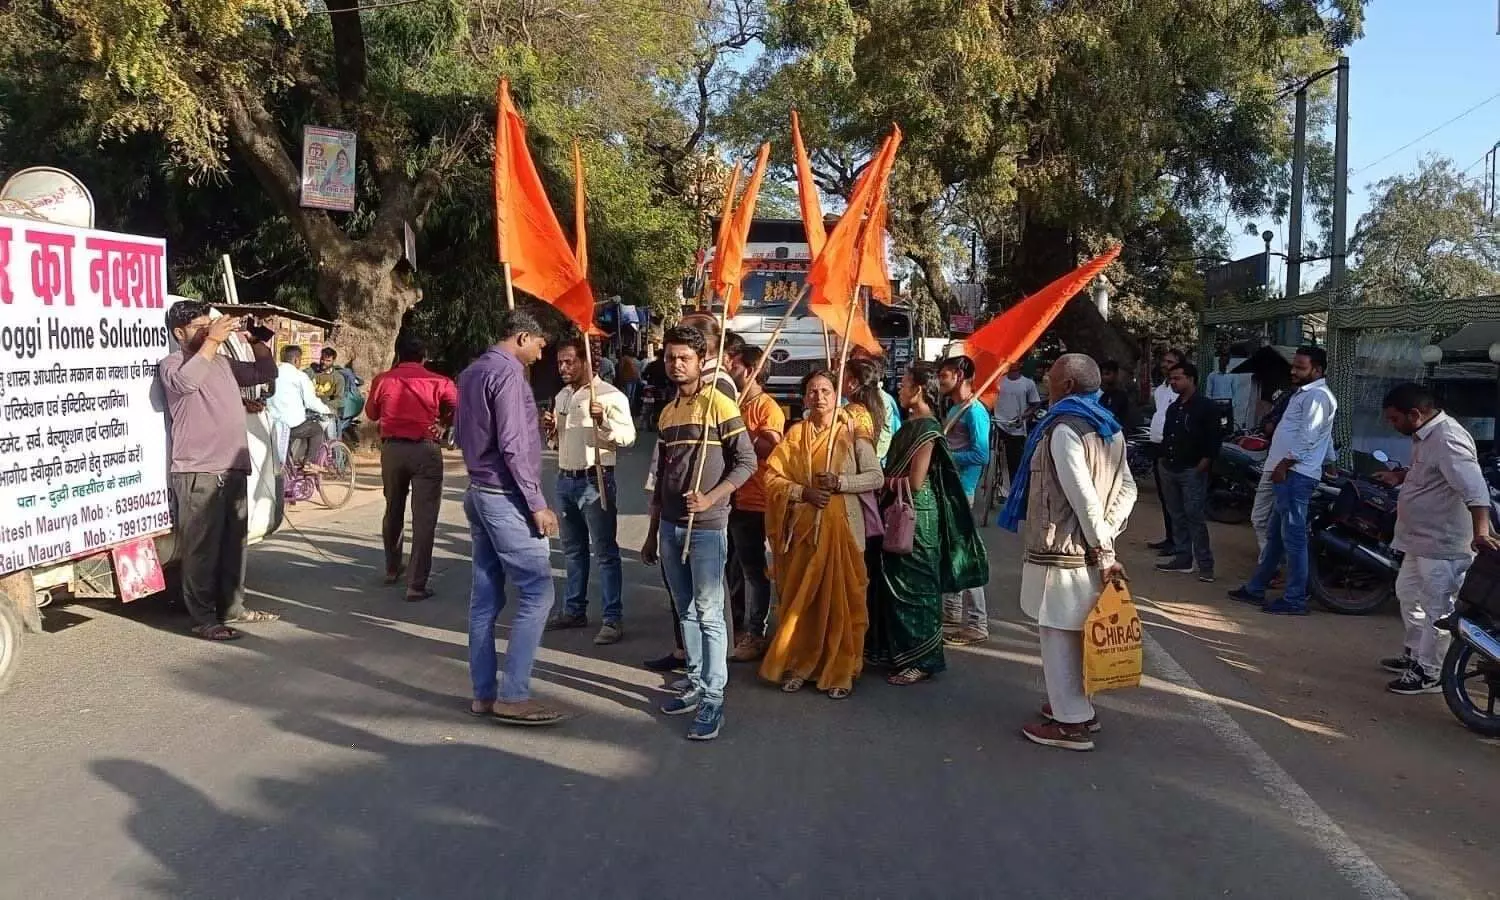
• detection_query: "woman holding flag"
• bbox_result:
[759,370,885,698]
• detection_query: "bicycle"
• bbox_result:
[284,416,358,510]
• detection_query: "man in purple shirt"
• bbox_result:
[455,309,564,726]
[158,300,279,642]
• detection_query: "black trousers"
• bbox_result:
[1146,442,1173,538]
[171,472,249,628]
[381,439,444,592]
[1002,433,1028,480]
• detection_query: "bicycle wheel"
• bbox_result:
[317,441,358,509]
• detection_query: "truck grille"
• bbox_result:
[765,358,826,379]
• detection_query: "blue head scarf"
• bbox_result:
[997,390,1121,532]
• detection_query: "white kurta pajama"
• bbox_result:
[1021,426,1137,724]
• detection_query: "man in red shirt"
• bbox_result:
[365,334,458,601]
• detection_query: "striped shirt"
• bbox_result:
[653,385,758,529]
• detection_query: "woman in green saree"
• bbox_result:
[865,362,989,685]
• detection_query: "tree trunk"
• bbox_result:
[994,210,1138,369]
[317,245,418,383]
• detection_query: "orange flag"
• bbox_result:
[791,111,827,258]
[712,143,771,315]
[857,126,901,303]
[572,142,588,278]
[494,79,593,330]
[705,162,742,304]
[963,245,1122,406]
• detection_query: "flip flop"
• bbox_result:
[490,703,566,726]
[192,624,242,642]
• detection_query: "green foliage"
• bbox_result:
[1347,156,1500,305]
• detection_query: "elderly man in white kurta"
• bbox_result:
[1001,354,1137,752]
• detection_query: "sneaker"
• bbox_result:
[668,677,692,692]
[1155,554,1181,566]
[660,689,702,716]
[1197,572,1216,584]
[1041,702,1102,734]
[943,626,989,646]
[1155,557,1195,574]
[1380,652,1417,675]
[593,623,623,645]
[1021,720,1095,751]
[1260,601,1309,616]
[730,634,766,662]
[1227,588,1265,606]
[686,701,723,741]
[1387,667,1441,695]
[643,653,687,673]
[545,612,588,631]
[1147,538,1173,552]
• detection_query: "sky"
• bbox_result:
[1231,1,1500,289]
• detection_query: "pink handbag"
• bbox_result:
[882,478,916,555]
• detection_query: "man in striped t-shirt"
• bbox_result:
[643,325,757,742]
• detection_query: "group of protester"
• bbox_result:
[153,295,1497,752]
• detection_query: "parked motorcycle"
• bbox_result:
[1437,458,1500,736]
[1307,451,1400,615]
[1207,434,1267,525]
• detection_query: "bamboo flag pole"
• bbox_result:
[943,361,1010,435]
[812,281,864,545]
[744,283,811,386]
[494,82,515,311]
[680,286,734,562]
[580,335,609,510]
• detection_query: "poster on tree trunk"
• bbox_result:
[300,126,358,212]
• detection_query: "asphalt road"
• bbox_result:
[1,441,1495,899]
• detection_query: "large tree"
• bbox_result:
[1345,155,1500,305]
[0,0,706,376]
[726,0,1364,363]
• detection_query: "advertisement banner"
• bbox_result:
[0,220,173,575]
[300,126,358,212]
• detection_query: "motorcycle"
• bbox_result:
[1307,450,1401,615]
[1438,458,1500,737]
[1207,434,1267,525]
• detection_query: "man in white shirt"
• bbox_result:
[543,338,637,645]
[267,345,330,471]
[1146,349,1184,551]
[994,368,1042,483]
[1229,346,1337,616]
[1375,383,1499,694]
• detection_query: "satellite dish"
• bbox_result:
[0,166,95,228]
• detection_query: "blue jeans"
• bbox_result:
[465,489,554,703]
[1245,471,1318,608]
[658,523,729,705]
[556,471,622,623]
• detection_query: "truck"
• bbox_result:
[0,167,282,693]
[707,218,916,411]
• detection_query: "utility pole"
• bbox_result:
[1283,87,1308,345]
[1330,56,1350,300]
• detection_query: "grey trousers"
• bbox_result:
[1251,471,1276,554]
[171,472,249,628]
[1158,463,1214,574]
[381,439,445,593]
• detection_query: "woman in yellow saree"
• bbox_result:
[760,371,885,698]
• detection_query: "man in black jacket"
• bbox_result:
[1155,361,1220,582]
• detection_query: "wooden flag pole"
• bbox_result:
[681,286,733,562]
[744,283,811,386]
[943,361,1010,435]
[812,282,863,544]
[581,335,609,510]
[502,261,516,310]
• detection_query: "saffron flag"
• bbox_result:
[857,126,901,303]
[963,245,1122,406]
[705,162,742,304]
[791,111,827,258]
[572,142,588,278]
[806,127,901,356]
[712,143,771,316]
[494,79,593,330]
